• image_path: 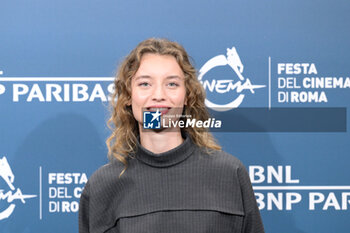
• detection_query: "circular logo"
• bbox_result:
[198,47,265,111]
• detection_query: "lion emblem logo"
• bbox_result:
[198,47,265,111]
[0,156,36,220]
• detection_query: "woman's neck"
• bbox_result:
[139,130,184,154]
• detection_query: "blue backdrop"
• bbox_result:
[1,0,350,232]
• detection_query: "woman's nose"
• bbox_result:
[151,85,166,101]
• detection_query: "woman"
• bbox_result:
[79,38,265,233]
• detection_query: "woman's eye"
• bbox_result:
[168,82,179,87]
[138,82,150,87]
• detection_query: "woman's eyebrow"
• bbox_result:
[166,75,183,80]
[134,75,183,81]
[134,75,151,81]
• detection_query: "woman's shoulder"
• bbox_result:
[87,157,126,187]
[197,147,247,172]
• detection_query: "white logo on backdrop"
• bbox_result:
[0,156,36,220]
[198,47,266,111]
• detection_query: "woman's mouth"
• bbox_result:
[147,107,171,115]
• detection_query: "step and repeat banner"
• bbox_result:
[1,0,349,232]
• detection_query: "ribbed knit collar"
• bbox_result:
[134,133,195,168]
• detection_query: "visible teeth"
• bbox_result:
[149,108,168,111]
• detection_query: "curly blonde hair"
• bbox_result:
[106,38,221,176]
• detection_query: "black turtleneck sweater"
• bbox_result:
[79,134,265,233]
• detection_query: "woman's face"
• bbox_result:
[130,53,187,126]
